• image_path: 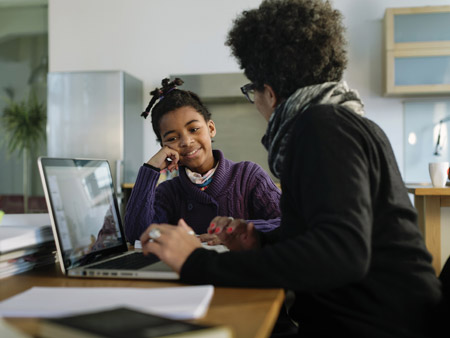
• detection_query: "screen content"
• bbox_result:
[44,160,122,268]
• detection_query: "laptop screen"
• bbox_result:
[39,158,126,269]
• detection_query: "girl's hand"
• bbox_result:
[147,146,180,172]
[140,219,201,273]
[207,216,259,251]
[197,233,222,246]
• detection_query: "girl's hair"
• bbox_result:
[141,78,212,144]
[225,0,348,100]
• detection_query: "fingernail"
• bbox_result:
[208,228,213,234]
[214,227,221,234]
[210,223,216,229]
[226,227,233,234]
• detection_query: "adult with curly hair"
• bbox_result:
[140,1,443,337]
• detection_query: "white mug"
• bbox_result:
[428,162,449,188]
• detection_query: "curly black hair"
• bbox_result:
[141,78,211,144]
[225,0,348,100]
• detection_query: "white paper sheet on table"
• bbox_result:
[0,285,214,320]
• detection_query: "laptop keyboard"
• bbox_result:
[88,252,160,270]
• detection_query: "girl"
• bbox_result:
[124,78,280,243]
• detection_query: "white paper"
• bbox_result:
[0,226,53,253]
[0,285,214,320]
[0,213,53,253]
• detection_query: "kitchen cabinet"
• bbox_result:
[384,6,450,96]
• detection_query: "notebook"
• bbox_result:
[39,307,232,338]
[37,157,178,280]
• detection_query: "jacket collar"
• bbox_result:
[179,149,234,202]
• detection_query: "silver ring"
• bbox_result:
[149,228,161,240]
[187,230,195,236]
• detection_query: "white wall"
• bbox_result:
[49,0,262,159]
[333,0,450,177]
[48,0,450,169]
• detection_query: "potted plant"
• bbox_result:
[1,88,46,213]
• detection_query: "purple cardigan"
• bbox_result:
[124,150,281,243]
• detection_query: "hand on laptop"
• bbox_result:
[140,219,201,273]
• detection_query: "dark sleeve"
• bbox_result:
[124,166,169,243]
[180,106,373,291]
[246,164,281,232]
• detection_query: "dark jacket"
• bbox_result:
[181,104,442,338]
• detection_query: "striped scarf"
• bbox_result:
[185,162,218,191]
[261,81,364,178]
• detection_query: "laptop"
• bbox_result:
[38,157,178,280]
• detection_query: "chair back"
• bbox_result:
[434,256,450,337]
[440,257,450,311]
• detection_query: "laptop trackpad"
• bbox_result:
[141,260,173,272]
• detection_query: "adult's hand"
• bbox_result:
[140,219,201,273]
[207,216,259,251]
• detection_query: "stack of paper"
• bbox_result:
[0,285,214,320]
[0,213,56,279]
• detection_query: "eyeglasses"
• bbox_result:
[240,83,256,103]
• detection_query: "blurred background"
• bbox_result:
[1,0,450,213]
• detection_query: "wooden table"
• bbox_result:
[0,264,284,338]
[406,184,450,275]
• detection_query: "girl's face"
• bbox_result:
[159,106,216,174]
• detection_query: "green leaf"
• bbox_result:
[1,92,46,156]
